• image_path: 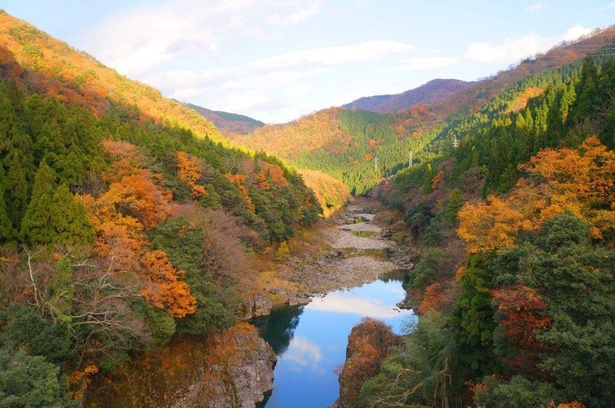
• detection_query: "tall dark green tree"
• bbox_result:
[20,161,94,246]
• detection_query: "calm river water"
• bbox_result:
[252,272,416,408]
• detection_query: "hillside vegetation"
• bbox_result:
[342,78,473,113]
[0,11,223,142]
[183,102,265,136]
[345,52,615,407]
[0,11,323,406]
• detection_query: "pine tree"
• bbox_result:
[20,161,58,244]
[20,162,94,246]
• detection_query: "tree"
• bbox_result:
[21,162,94,246]
[0,348,74,408]
[492,213,615,406]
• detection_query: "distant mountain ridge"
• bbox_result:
[183,102,265,136]
[343,79,473,113]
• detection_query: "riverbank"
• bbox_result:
[254,198,414,311]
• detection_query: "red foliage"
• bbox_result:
[417,283,446,315]
[492,284,550,376]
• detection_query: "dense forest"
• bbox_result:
[339,54,615,407]
[0,50,324,408]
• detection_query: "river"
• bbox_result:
[253,271,416,408]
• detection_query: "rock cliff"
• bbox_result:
[85,323,276,408]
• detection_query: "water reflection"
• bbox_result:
[252,305,303,355]
[254,275,416,408]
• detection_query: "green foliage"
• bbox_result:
[20,163,94,245]
[0,348,75,408]
[451,252,500,380]
[358,311,455,407]
[0,304,72,365]
[408,248,446,288]
[151,217,236,334]
[403,200,435,240]
[442,188,464,225]
[492,212,615,407]
[473,375,563,408]
[146,307,176,347]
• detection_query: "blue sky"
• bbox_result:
[1,1,614,123]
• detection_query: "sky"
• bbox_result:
[1,1,614,124]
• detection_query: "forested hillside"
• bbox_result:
[0,13,323,407]
[234,26,615,196]
[346,53,615,407]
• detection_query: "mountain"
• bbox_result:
[343,78,473,113]
[183,102,265,136]
[234,25,615,195]
[0,11,223,143]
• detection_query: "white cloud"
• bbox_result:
[248,41,414,70]
[560,25,592,42]
[526,2,543,12]
[81,0,327,77]
[283,336,323,371]
[393,56,458,71]
[464,34,550,64]
[268,0,323,25]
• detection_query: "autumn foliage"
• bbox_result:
[337,318,401,407]
[82,140,195,317]
[176,151,208,199]
[458,136,615,253]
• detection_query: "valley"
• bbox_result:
[0,7,614,408]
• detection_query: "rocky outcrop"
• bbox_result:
[85,323,276,408]
[336,318,402,407]
[240,294,273,320]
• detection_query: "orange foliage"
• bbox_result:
[458,137,615,252]
[508,86,543,114]
[67,364,99,402]
[176,151,207,199]
[417,282,446,315]
[81,141,194,317]
[141,250,196,318]
[338,318,401,407]
[232,108,350,160]
[256,161,289,191]
[492,284,550,350]
[458,196,529,253]
[555,401,584,408]
[431,170,445,189]
[225,173,255,212]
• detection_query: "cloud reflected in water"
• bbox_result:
[284,336,324,373]
[305,291,407,320]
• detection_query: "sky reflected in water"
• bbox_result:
[256,274,416,408]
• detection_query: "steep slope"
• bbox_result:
[0,11,223,142]
[183,102,265,136]
[356,53,615,408]
[0,11,325,407]
[343,79,473,113]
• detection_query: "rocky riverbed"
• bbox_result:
[255,199,414,310]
